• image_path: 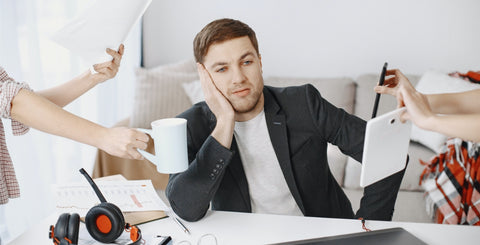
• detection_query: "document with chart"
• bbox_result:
[54,179,168,217]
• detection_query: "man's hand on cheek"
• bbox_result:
[197,63,234,121]
[197,63,235,148]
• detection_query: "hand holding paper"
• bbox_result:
[89,44,124,84]
[51,0,152,65]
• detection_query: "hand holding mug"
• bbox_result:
[137,118,189,173]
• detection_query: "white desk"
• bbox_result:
[9,210,479,244]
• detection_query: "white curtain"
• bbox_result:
[0,0,141,242]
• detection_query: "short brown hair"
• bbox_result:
[193,18,259,63]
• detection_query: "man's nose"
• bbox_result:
[232,67,246,84]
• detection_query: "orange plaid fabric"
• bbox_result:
[420,138,480,225]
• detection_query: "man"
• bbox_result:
[166,18,405,222]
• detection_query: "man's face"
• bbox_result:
[203,36,264,120]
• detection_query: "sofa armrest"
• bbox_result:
[92,117,169,190]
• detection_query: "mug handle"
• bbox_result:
[136,128,156,164]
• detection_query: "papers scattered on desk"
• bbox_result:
[51,0,152,64]
[54,179,168,217]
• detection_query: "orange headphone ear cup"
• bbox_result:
[66,213,80,244]
[85,203,125,243]
[129,225,143,245]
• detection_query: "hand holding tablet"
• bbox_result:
[360,62,411,187]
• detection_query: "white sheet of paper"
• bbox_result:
[51,0,152,64]
[54,179,168,217]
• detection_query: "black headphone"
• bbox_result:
[49,168,142,245]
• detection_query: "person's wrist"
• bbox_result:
[93,126,110,152]
[212,115,234,149]
[79,69,102,87]
[216,114,234,128]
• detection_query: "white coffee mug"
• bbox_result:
[137,118,189,173]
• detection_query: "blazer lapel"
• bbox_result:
[263,88,306,214]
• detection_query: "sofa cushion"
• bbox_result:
[130,59,199,128]
[182,80,203,104]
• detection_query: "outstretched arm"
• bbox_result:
[11,88,148,160]
[38,44,124,107]
[399,85,480,142]
[375,69,480,142]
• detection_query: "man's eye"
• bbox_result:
[216,67,226,73]
[243,60,252,65]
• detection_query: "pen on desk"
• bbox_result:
[172,216,190,234]
[156,235,172,245]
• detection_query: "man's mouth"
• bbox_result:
[233,88,250,97]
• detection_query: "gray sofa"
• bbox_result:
[93,60,435,223]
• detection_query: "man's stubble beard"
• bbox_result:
[230,90,262,114]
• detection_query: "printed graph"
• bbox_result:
[55,180,168,216]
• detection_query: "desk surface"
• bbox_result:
[9,210,479,244]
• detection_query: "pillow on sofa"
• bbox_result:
[410,70,480,153]
[182,80,203,104]
[130,59,199,128]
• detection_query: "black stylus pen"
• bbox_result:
[372,62,388,119]
[157,235,172,245]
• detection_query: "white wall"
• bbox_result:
[143,0,480,78]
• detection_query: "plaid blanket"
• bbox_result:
[420,138,480,225]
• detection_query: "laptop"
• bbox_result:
[269,227,427,245]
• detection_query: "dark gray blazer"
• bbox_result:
[166,84,405,222]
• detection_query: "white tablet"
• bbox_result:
[360,107,412,187]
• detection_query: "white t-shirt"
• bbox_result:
[234,110,303,216]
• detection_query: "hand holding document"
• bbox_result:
[51,0,152,64]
